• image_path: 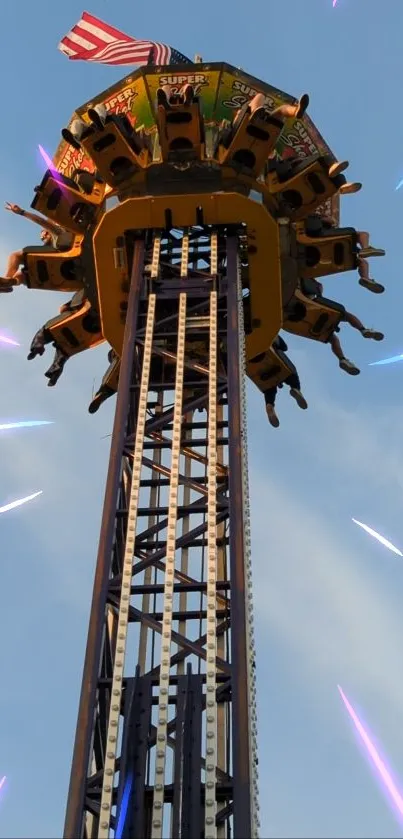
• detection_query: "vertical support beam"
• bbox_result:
[137,440,161,675]
[63,240,145,839]
[115,672,153,839]
[138,235,164,678]
[150,292,188,838]
[226,235,252,838]
[177,413,192,677]
[182,669,203,839]
[172,674,187,837]
[205,287,218,839]
[98,291,157,838]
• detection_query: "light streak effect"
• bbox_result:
[0,334,19,347]
[333,0,337,6]
[352,518,403,557]
[338,686,403,821]
[0,776,6,812]
[38,145,63,183]
[369,354,403,366]
[115,773,133,838]
[396,178,403,191]
[0,421,53,432]
[38,144,56,172]
[0,491,42,515]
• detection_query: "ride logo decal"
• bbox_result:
[54,143,94,179]
[53,61,338,223]
[214,72,295,124]
[54,76,154,177]
[214,71,335,166]
[276,114,332,162]
[144,70,221,123]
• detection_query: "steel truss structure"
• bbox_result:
[64,228,259,839]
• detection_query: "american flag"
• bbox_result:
[58,10,192,67]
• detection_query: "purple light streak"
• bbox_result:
[0,334,19,347]
[0,776,5,793]
[38,144,57,172]
[338,686,403,821]
[38,145,63,184]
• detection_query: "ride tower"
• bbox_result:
[65,218,261,839]
[19,58,363,839]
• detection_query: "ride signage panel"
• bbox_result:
[53,62,339,221]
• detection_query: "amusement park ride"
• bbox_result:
[7,58,383,838]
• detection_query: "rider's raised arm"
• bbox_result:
[20,209,61,235]
[5,202,61,235]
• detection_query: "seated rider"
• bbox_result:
[267,154,361,196]
[300,277,384,375]
[157,82,196,108]
[306,212,385,294]
[88,348,118,414]
[218,93,310,154]
[0,202,73,291]
[27,290,87,387]
[256,92,310,122]
[264,334,308,428]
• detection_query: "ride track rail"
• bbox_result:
[63,229,259,839]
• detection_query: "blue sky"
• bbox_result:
[1,0,403,836]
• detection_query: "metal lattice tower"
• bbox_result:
[0,27,382,836]
[63,229,259,839]
[21,57,354,839]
